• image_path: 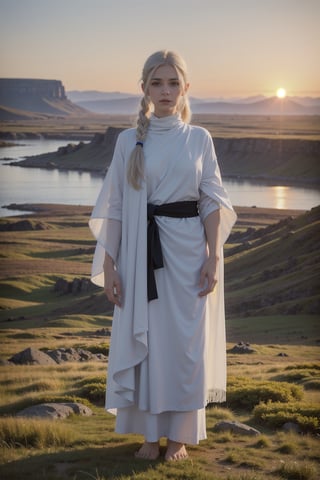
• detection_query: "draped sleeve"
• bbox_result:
[198,129,237,404]
[199,130,236,245]
[89,128,149,411]
[89,133,126,286]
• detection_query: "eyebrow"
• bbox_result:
[151,77,179,81]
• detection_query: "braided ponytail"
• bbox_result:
[127,95,151,190]
[127,50,191,190]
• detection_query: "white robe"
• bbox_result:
[89,114,236,442]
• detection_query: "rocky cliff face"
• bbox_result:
[214,137,320,183]
[8,127,320,184]
[0,78,86,116]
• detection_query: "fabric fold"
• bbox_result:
[147,201,199,301]
[89,118,237,415]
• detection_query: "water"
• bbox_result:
[0,139,77,161]
[0,140,319,216]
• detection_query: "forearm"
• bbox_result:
[104,218,122,264]
[104,252,115,270]
[203,209,221,259]
[103,243,122,307]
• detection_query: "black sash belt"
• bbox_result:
[147,201,199,301]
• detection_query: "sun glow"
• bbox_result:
[276,87,287,99]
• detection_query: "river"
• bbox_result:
[0,139,319,216]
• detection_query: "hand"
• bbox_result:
[199,256,219,297]
[104,261,122,307]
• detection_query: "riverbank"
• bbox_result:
[2,115,320,188]
[7,128,320,186]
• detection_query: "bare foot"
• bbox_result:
[135,441,160,460]
[165,440,188,461]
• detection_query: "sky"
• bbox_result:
[0,0,319,98]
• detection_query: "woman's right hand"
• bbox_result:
[104,255,122,307]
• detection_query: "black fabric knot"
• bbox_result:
[147,201,199,301]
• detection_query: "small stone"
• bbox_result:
[282,422,301,434]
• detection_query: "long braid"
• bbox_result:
[127,50,191,190]
[127,95,151,190]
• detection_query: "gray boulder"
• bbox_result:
[228,342,256,354]
[46,347,107,363]
[17,402,92,419]
[9,347,57,365]
[214,420,261,436]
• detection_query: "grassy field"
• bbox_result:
[1,113,320,140]
[0,204,319,480]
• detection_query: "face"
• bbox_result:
[143,64,189,118]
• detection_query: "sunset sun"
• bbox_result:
[276,87,287,99]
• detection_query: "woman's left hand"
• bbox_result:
[198,256,219,296]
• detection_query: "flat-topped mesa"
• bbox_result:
[0,78,85,116]
[0,78,66,100]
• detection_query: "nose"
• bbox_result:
[161,85,170,95]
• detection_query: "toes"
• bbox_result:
[165,442,188,461]
[135,443,160,460]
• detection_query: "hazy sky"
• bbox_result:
[1,0,319,98]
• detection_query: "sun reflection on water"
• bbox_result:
[272,185,289,209]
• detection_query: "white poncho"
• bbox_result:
[90,114,236,416]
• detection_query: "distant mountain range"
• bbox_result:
[67,90,320,115]
[0,78,319,120]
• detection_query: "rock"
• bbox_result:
[0,78,85,118]
[17,402,92,419]
[214,420,261,436]
[46,347,107,363]
[54,276,95,295]
[95,328,111,336]
[54,277,71,294]
[282,422,301,434]
[228,342,256,354]
[277,352,289,357]
[47,347,81,363]
[9,347,57,365]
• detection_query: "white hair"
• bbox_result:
[127,50,191,190]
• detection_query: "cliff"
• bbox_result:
[0,78,88,117]
[215,137,320,182]
[10,127,320,185]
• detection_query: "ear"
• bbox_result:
[183,82,190,95]
[141,83,146,94]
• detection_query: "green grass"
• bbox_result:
[0,204,319,479]
[0,328,319,479]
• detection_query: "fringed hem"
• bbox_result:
[206,389,226,404]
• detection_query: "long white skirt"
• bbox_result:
[115,406,207,444]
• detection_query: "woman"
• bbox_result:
[89,50,236,461]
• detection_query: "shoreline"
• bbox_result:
[1,202,308,223]
[3,132,319,188]
[5,157,320,188]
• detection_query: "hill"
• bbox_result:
[0,204,318,329]
[225,206,320,319]
[0,78,89,119]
